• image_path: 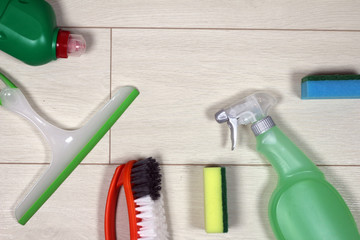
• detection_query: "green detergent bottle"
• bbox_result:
[0,0,86,66]
[215,92,360,240]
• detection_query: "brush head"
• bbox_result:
[135,195,169,240]
[131,157,162,200]
[131,158,169,240]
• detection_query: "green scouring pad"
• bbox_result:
[203,167,228,233]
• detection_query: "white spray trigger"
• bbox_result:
[215,92,277,150]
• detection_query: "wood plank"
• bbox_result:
[49,0,360,30]
[0,164,115,240]
[0,164,359,239]
[111,29,360,165]
[0,28,111,164]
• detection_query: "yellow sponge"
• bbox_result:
[203,167,228,233]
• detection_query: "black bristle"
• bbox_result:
[131,157,162,200]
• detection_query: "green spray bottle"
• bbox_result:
[0,0,86,66]
[215,92,360,240]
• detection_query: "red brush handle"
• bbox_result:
[105,165,124,240]
[105,161,139,240]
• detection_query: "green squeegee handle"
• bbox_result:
[17,88,139,225]
[0,73,139,225]
[256,126,360,240]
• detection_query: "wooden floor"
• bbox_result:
[1,0,360,239]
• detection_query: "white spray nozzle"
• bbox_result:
[215,92,277,150]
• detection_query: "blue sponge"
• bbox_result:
[301,75,360,99]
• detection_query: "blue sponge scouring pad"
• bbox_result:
[301,75,360,99]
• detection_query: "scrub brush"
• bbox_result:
[105,158,169,240]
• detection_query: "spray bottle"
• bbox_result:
[215,92,360,240]
[0,0,86,66]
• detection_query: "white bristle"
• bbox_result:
[134,195,169,240]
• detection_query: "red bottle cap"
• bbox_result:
[56,30,86,59]
[56,29,70,58]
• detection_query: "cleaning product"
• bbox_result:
[105,158,169,240]
[301,74,360,99]
[0,0,86,66]
[215,92,360,240]
[0,73,139,225]
[203,167,228,233]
